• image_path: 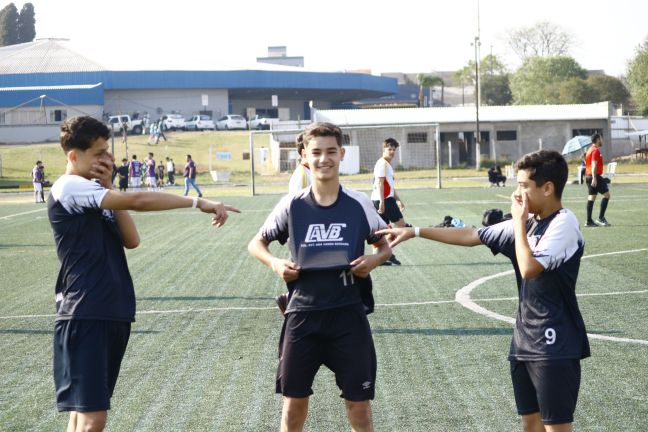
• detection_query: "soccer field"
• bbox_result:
[0,183,646,431]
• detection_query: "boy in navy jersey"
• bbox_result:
[49,116,239,432]
[378,150,589,432]
[248,122,391,432]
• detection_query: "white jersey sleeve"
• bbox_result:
[532,210,584,271]
[50,175,109,215]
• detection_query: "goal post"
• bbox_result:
[249,123,441,196]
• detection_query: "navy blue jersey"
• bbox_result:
[478,209,590,361]
[260,186,387,313]
[48,175,135,322]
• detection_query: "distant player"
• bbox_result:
[145,152,157,191]
[584,133,611,227]
[378,150,590,432]
[116,158,129,192]
[371,138,408,265]
[49,116,239,432]
[32,160,44,203]
[129,155,142,189]
[248,122,391,432]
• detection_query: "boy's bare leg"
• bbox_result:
[345,400,373,432]
[281,396,309,432]
[68,411,107,432]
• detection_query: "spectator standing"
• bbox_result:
[183,154,203,197]
[145,152,157,191]
[166,157,175,185]
[129,155,142,189]
[157,163,165,189]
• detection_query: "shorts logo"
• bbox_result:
[304,223,346,243]
[362,381,372,390]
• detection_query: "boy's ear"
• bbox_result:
[543,181,554,197]
[67,149,77,163]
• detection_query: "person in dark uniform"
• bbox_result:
[116,158,129,192]
[48,116,240,432]
[584,133,611,227]
[248,122,391,432]
[378,149,589,432]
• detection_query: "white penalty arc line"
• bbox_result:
[455,248,648,346]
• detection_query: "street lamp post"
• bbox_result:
[472,36,481,169]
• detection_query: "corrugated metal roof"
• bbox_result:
[314,102,611,125]
[0,39,106,74]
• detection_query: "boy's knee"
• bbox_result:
[345,400,372,427]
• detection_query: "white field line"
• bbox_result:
[0,207,47,220]
[455,248,648,346]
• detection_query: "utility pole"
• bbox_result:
[473,0,482,169]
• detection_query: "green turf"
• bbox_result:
[0,185,647,431]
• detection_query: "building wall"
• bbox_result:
[230,99,331,121]
[104,89,228,121]
[0,105,103,143]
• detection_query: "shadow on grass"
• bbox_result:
[373,327,512,336]
[139,295,274,301]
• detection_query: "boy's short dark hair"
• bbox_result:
[132,154,137,159]
[383,138,400,149]
[187,154,192,159]
[591,133,601,144]
[303,122,343,147]
[122,158,128,162]
[515,150,568,199]
[60,116,110,153]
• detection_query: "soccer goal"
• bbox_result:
[248,123,441,195]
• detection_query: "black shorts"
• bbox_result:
[276,303,376,401]
[54,319,131,412]
[585,175,609,195]
[510,359,581,425]
[372,197,403,224]
[119,179,128,190]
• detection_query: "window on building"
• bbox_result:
[572,129,602,137]
[0,112,5,125]
[49,109,67,123]
[14,110,44,124]
[496,130,517,141]
[407,132,428,143]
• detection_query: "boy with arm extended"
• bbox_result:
[248,122,391,432]
[49,116,239,432]
[378,150,589,432]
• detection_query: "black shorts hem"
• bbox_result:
[276,389,314,399]
[57,404,110,413]
[543,417,574,425]
[341,393,374,402]
[517,408,539,416]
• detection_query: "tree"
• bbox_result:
[417,73,445,107]
[482,74,512,105]
[510,56,587,104]
[627,37,648,113]
[559,78,596,104]
[0,3,19,46]
[586,75,630,106]
[16,3,35,43]
[506,21,574,61]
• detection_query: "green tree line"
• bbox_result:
[0,2,35,46]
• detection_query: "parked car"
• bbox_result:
[163,114,186,131]
[185,114,215,131]
[216,115,247,130]
[248,114,279,130]
[107,115,143,135]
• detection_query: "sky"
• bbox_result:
[23,0,648,77]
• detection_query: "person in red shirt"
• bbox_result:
[584,133,611,227]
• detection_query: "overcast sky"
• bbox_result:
[24,0,648,77]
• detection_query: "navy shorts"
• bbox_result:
[276,303,377,401]
[585,175,609,195]
[372,197,403,224]
[510,359,582,425]
[53,319,131,412]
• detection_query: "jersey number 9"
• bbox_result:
[545,328,556,345]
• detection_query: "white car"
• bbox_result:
[216,115,247,130]
[163,114,186,131]
[248,114,278,130]
[185,115,215,131]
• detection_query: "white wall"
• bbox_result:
[104,89,228,120]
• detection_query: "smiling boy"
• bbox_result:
[378,150,590,432]
[248,122,391,432]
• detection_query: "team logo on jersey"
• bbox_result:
[304,223,346,242]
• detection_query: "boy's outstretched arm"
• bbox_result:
[375,226,482,249]
[350,237,391,278]
[247,233,300,282]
